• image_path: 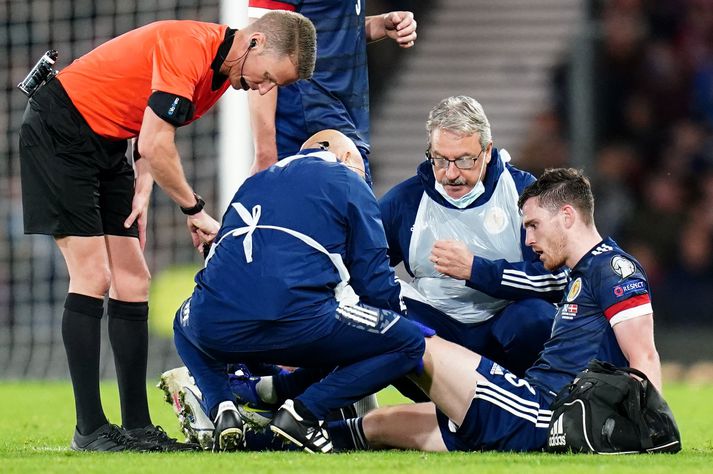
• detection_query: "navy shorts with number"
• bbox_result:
[19,78,137,237]
[437,357,554,452]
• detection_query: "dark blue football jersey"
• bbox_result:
[249,0,370,158]
[187,150,400,352]
[525,237,653,399]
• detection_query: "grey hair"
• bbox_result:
[426,95,492,149]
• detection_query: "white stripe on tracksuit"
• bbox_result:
[337,305,378,328]
[475,381,552,428]
[501,269,568,292]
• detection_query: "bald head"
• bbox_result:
[301,129,365,179]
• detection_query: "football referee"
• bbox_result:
[18,12,315,452]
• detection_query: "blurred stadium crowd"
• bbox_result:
[521,0,713,326]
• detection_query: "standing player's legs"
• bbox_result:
[105,235,152,430]
[20,82,118,439]
[19,80,157,449]
[100,151,153,431]
[56,236,112,435]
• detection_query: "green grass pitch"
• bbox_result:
[1,381,711,473]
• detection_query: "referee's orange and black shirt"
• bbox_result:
[57,20,231,139]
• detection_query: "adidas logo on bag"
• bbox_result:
[548,414,567,447]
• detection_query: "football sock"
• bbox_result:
[326,418,368,451]
[62,293,107,435]
[272,367,330,401]
[292,398,318,422]
[107,298,151,430]
[353,394,379,416]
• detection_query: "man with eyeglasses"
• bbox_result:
[380,95,566,383]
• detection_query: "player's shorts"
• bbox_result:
[19,78,137,237]
[436,357,553,452]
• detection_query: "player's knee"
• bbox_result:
[361,407,392,448]
[111,266,152,300]
[70,265,112,297]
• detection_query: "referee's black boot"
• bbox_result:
[125,424,201,452]
[212,401,244,452]
[270,399,333,453]
[71,423,159,452]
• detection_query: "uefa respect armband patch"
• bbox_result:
[612,279,646,298]
[148,91,195,126]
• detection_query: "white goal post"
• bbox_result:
[218,0,253,211]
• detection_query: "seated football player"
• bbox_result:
[332,168,662,452]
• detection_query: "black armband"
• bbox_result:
[148,91,195,127]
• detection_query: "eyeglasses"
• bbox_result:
[426,148,485,170]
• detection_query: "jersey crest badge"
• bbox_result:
[566,277,582,302]
[484,206,508,234]
[611,256,635,279]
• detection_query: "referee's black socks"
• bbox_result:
[107,298,152,430]
[62,293,107,435]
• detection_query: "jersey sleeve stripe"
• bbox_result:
[501,279,568,292]
[502,274,568,286]
[609,303,653,327]
[605,293,652,323]
[503,269,569,282]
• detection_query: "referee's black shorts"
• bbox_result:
[19,78,138,238]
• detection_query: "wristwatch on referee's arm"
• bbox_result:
[180,192,205,216]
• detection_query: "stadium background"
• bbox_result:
[1,0,712,381]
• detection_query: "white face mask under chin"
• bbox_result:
[434,155,487,208]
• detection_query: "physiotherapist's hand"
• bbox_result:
[384,11,417,48]
[430,240,474,281]
[187,210,220,255]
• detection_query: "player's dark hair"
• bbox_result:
[518,168,595,225]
